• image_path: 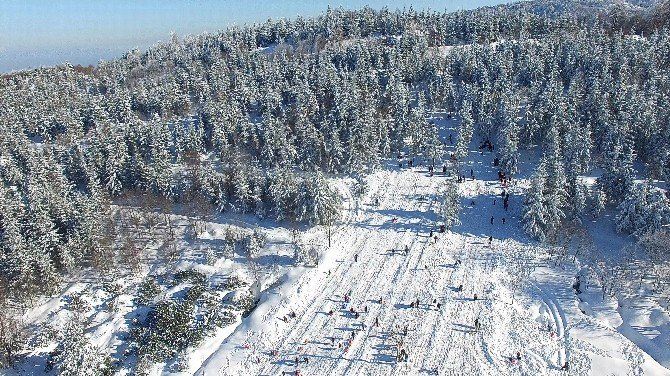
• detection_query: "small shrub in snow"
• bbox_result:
[135,277,162,306]
[173,269,207,287]
[352,174,368,199]
[243,228,267,259]
[184,284,206,303]
[204,247,217,265]
[222,241,236,259]
[101,281,122,297]
[49,313,105,376]
[232,289,257,316]
[294,243,319,266]
[33,322,57,348]
[171,352,190,372]
[437,179,460,229]
[134,355,154,376]
[222,274,247,290]
[67,293,91,314]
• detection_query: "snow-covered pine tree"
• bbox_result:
[522,161,549,241]
[52,313,104,376]
[495,95,520,176]
[267,167,299,221]
[438,178,461,229]
[589,186,607,219]
[294,171,342,226]
[455,99,474,161]
[616,182,670,237]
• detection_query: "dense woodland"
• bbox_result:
[1,1,670,370]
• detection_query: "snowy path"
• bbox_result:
[194,153,670,375]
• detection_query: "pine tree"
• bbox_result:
[52,313,103,376]
[267,167,298,221]
[455,99,474,161]
[438,179,461,229]
[616,183,670,237]
[522,163,549,241]
[294,171,342,226]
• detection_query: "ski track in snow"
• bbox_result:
[194,151,670,375]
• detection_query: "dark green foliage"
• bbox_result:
[173,270,207,287]
[135,277,162,306]
[135,299,195,362]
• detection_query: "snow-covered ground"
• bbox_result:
[13,115,670,376]
[189,117,670,376]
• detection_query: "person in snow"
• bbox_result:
[490,216,494,224]
[328,309,334,316]
[404,245,409,255]
[488,236,493,245]
[364,306,368,313]
[457,284,463,292]
[502,217,506,224]
[470,169,474,178]
[455,259,462,267]
[429,229,433,238]
[474,318,481,332]
[516,351,521,361]
[374,317,380,327]
[473,294,478,301]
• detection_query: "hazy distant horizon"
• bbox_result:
[0,0,514,73]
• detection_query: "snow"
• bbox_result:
[190,116,670,376]
[11,115,670,376]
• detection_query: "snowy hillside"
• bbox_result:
[189,115,670,376]
[3,2,670,376]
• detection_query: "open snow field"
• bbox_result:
[191,118,670,376]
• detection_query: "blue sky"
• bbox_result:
[0,0,512,72]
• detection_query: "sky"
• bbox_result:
[0,0,514,72]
